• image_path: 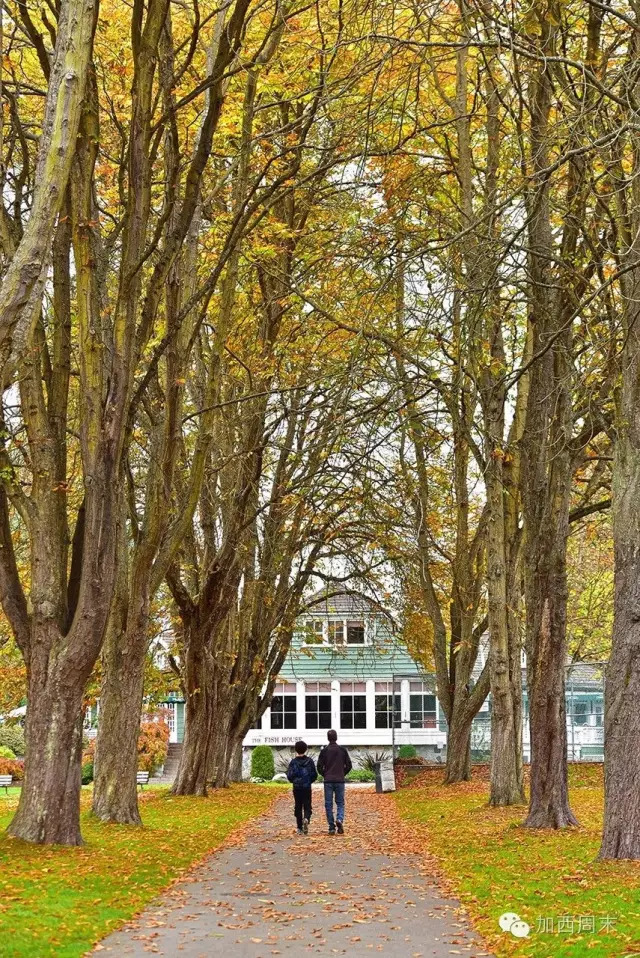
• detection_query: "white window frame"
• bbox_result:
[300,615,374,648]
[409,681,438,729]
[300,618,328,647]
[304,681,333,730]
[339,681,367,730]
[374,681,401,729]
[166,702,177,738]
[269,682,297,731]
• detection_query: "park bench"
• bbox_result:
[0,774,12,794]
[136,771,150,789]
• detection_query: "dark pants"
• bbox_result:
[293,786,312,829]
[323,781,345,828]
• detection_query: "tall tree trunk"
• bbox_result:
[452,7,523,803]
[172,705,213,796]
[525,599,577,827]
[515,7,576,827]
[172,628,216,796]
[599,459,640,857]
[7,631,85,844]
[211,720,234,788]
[486,442,525,806]
[600,244,640,856]
[444,709,472,783]
[5,443,121,844]
[92,621,146,824]
[228,738,245,783]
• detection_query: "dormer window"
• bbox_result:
[301,619,326,645]
[328,618,368,645]
[301,615,371,647]
[346,620,365,645]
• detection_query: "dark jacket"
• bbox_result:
[287,754,318,789]
[317,742,352,783]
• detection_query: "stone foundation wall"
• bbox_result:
[241,742,446,779]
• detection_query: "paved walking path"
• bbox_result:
[95,788,492,958]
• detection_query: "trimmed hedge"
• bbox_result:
[0,746,15,759]
[251,745,275,781]
[397,744,417,759]
[81,762,94,785]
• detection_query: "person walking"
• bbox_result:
[286,740,317,834]
[317,729,352,834]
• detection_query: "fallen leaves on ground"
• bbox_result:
[0,784,276,958]
[98,787,488,957]
[394,764,640,958]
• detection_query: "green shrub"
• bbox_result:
[0,724,25,757]
[251,745,275,781]
[81,762,94,785]
[397,744,417,759]
[0,745,15,759]
[346,769,375,782]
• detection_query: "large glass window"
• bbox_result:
[340,681,366,729]
[573,701,589,726]
[568,697,603,727]
[305,682,332,729]
[270,682,297,730]
[374,682,401,728]
[409,682,437,728]
[346,620,366,645]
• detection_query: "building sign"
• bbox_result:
[248,733,298,746]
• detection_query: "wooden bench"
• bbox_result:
[136,771,150,789]
[0,774,12,794]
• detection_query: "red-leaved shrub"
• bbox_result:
[80,713,169,776]
[82,738,96,767]
[0,757,24,781]
[137,716,170,773]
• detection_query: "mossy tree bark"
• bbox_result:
[87,0,256,824]
[0,0,97,375]
[519,5,604,828]
[600,19,640,855]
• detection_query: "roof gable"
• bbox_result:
[304,589,389,617]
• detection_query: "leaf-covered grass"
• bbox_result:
[0,787,21,801]
[394,765,640,957]
[0,784,276,958]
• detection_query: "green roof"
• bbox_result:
[280,644,427,681]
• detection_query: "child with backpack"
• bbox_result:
[286,740,318,834]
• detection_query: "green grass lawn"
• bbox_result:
[394,764,640,957]
[0,784,276,958]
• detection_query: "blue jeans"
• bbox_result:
[323,781,345,828]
